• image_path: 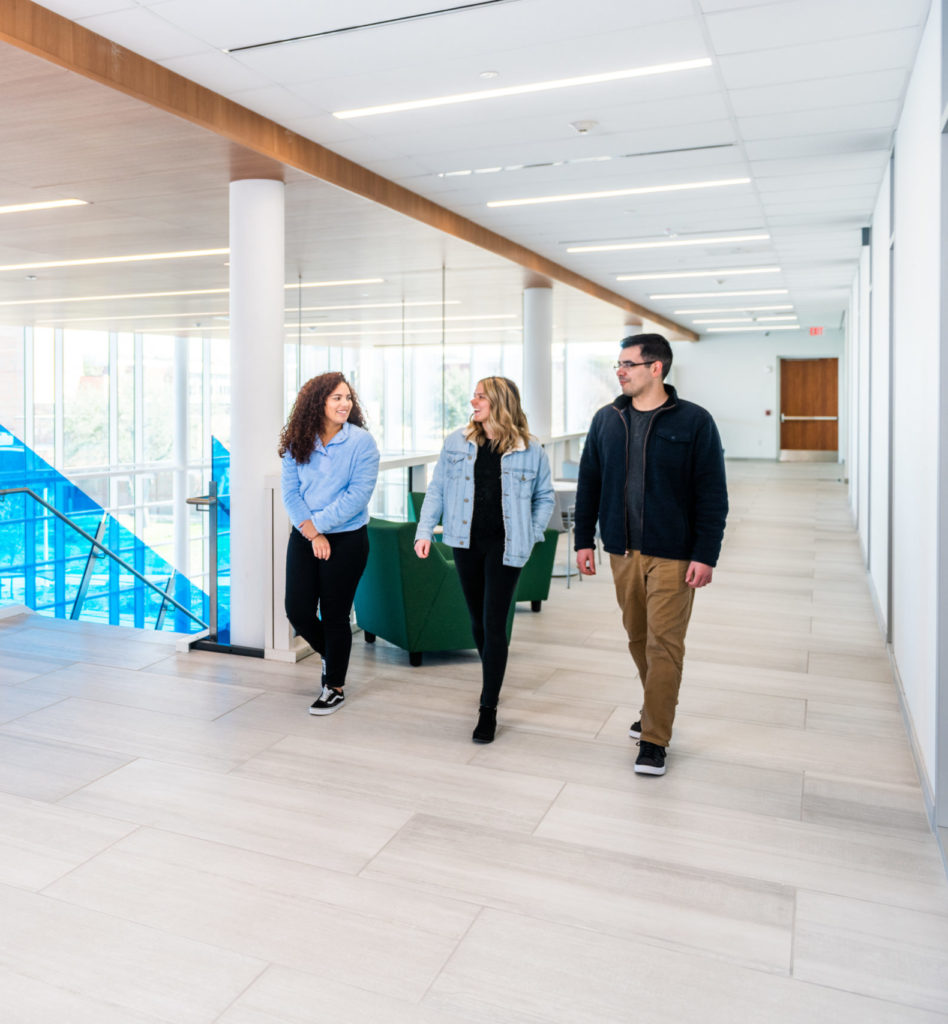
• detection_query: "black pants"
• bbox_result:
[284,526,369,688]
[452,536,522,709]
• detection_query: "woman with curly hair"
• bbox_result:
[280,372,379,715]
[414,377,554,743]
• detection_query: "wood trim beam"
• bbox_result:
[1,0,698,340]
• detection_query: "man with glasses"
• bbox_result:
[574,333,728,776]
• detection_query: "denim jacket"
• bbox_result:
[415,426,555,567]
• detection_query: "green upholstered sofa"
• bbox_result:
[353,517,513,666]
[407,491,559,612]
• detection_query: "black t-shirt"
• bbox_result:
[471,441,505,542]
[625,404,663,551]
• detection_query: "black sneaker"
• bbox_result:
[629,720,642,739]
[309,685,345,716]
[635,740,666,776]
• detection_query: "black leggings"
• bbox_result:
[284,526,369,688]
[452,537,522,709]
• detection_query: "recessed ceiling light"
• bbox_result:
[618,266,780,282]
[289,326,524,339]
[0,248,229,273]
[650,288,788,299]
[567,233,769,254]
[290,314,517,329]
[692,317,753,324]
[705,325,801,332]
[333,57,712,118]
[292,278,384,289]
[0,198,88,215]
[488,177,749,208]
[756,314,798,321]
[673,305,793,314]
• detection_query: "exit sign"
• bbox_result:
[809,327,823,336]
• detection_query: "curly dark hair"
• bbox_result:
[278,372,366,463]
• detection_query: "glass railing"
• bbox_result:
[0,424,208,633]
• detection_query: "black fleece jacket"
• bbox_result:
[574,385,728,566]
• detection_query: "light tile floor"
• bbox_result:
[1,460,947,1022]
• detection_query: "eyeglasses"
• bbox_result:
[614,359,657,370]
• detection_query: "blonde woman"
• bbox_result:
[414,377,554,743]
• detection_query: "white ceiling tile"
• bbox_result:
[26,0,137,16]
[160,51,268,95]
[74,8,207,61]
[751,152,890,178]
[225,85,323,123]
[717,27,922,90]
[237,16,710,91]
[729,68,907,117]
[706,0,929,56]
[744,130,893,161]
[738,101,901,141]
[698,0,792,11]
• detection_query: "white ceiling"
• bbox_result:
[2,0,933,338]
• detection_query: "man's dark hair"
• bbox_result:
[620,332,673,380]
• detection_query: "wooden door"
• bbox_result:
[779,358,838,453]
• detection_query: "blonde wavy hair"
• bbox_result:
[466,376,532,454]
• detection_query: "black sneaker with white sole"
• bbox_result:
[634,740,666,776]
[629,720,642,739]
[309,685,345,716]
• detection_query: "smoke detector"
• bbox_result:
[569,120,598,135]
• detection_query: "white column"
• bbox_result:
[229,178,285,649]
[522,286,553,441]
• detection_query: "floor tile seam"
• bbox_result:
[209,961,271,1024]
[791,882,948,922]
[415,903,492,1007]
[450,896,798,979]
[82,833,482,945]
[782,971,948,1020]
[0,961,175,1024]
[543,801,948,864]
[34,821,148,898]
[232,743,570,802]
[4,880,272,975]
[0,692,76,728]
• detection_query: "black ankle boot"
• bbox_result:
[472,706,497,744]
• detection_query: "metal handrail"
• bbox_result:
[0,486,208,629]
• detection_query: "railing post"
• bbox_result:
[70,513,107,620]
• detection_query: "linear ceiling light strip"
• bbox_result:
[225,0,523,53]
[334,58,712,119]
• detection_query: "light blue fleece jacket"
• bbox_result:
[281,422,380,534]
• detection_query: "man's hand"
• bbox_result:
[311,534,331,560]
[576,548,596,576]
[685,561,713,588]
[414,539,431,559]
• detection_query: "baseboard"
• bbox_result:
[887,644,946,877]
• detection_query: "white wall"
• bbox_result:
[868,164,892,633]
[670,330,845,460]
[889,0,942,792]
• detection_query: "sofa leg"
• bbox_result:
[530,600,542,612]
[363,631,376,643]
[409,651,423,667]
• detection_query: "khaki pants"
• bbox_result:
[610,552,695,748]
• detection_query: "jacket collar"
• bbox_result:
[316,421,351,452]
[612,383,678,413]
[463,423,528,452]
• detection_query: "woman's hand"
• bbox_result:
[311,534,331,560]
[414,539,431,559]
